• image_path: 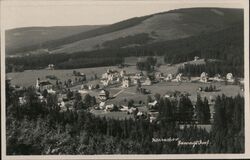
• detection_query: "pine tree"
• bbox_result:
[203,97,211,124]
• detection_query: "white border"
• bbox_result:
[1,0,249,159]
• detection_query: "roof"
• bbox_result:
[39,81,52,86]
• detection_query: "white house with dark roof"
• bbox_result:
[36,78,53,91]
[98,89,109,101]
[200,72,209,83]
[226,73,235,83]
[165,74,173,81]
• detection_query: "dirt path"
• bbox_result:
[113,89,125,97]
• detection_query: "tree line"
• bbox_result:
[177,62,244,77]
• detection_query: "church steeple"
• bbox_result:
[36,78,40,89]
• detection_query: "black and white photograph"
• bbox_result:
[1,0,249,159]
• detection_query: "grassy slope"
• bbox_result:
[50,8,243,54]
[6,25,104,55]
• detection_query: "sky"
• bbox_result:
[1,0,246,30]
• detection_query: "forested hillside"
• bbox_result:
[6,22,244,77]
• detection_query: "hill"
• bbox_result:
[6,8,243,56]
[51,8,243,54]
[6,8,244,76]
[5,25,104,56]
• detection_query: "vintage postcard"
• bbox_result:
[1,0,249,159]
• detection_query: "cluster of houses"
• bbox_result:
[100,69,150,88]
[200,72,237,83]
[99,68,186,89]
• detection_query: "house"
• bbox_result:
[120,70,126,77]
[175,73,183,82]
[165,91,176,98]
[137,111,143,116]
[120,105,129,112]
[142,77,152,86]
[127,107,137,114]
[134,72,144,79]
[36,78,53,91]
[37,94,46,103]
[213,74,223,82]
[48,64,55,70]
[105,104,115,111]
[18,97,27,105]
[58,101,65,108]
[47,88,56,94]
[99,101,106,110]
[133,79,140,85]
[122,78,131,88]
[200,72,209,83]
[165,74,173,81]
[79,73,86,80]
[88,84,94,90]
[148,100,158,107]
[148,111,159,123]
[155,72,164,80]
[78,89,89,94]
[98,89,109,101]
[194,56,199,61]
[101,79,110,86]
[226,73,235,82]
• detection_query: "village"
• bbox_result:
[10,56,244,129]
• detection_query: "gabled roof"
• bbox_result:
[39,81,52,86]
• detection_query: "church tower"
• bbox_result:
[36,78,40,89]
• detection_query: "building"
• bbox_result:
[142,77,152,86]
[226,73,235,83]
[120,105,129,112]
[133,79,140,85]
[18,97,27,105]
[105,104,115,112]
[148,111,159,123]
[194,56,199,61]
[134,72,143,79]
[48,64,55,70]
[176,73,183,82]
[213,74,223,82]
[165,74,173,81]
[101,79,110,86]
[47,88,56,94]
[200,72,209,83]
[98,89,109,101]
[99,101,106,110]
[122,78,131,88]
[120,70,126,77]
[88,84,94,90]
[36,78,53,91]
[148,100,158,107]
[155,72,164,80]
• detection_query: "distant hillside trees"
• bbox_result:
[103,33,153,48]
[177,62,244,77]
[136,56,157,72]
